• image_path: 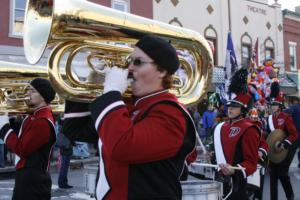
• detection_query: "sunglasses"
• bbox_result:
[127,57,155,67]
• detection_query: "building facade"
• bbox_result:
[153,0,284,68]
[283,8,300,72]
[282,8,300,97]
[0,0,152,64]
[153,0,300,96]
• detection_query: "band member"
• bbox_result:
[0,78,56,200]
[214,68,260,199]
[63,35,197,199]
[267,82,298,200]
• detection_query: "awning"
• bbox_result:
[281,86,298,96]
[279,73,298,96]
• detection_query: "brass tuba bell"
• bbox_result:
[24,0,213,105]
[0,61,64,114]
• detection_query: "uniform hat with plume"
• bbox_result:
[269,82,284,106]
[226,68,253,110]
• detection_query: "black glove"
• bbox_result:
[277,140,290,150]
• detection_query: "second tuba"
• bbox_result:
[0,61,64,113]
[24,0,213,105]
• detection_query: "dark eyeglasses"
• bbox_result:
[127,57,155,67]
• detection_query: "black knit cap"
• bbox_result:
[30,78,56,103]
[135,35,179,74]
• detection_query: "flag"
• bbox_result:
[251,38,259,68]
[224,32,237,93]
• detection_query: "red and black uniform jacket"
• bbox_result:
[245,118,269,161]
[215,118,260,177]
[0,106,56,171]
[267,112,298,147]
[88,90,196,200]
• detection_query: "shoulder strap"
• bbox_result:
[136,100,204,150]
[268,115,275,132]
[214,122,226,164]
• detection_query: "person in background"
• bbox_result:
[267,82,298,200]
[202,103,216,138]
[0,78,56,200]
[57,120,74,189]
[62,35,197,199]
[284,97,300,168]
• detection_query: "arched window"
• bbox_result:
[168,17,183,27]
[264,37,274,60]
[204,25,218,65]
[241,32,252,68]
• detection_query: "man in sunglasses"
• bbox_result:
[0,78,56,200]
[63,35,197,199]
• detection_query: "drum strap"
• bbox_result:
[268,115,275,132]
[214,122,227,165]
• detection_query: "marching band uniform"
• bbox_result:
[0,78,56,200]
[214,68,260,200]
[91,90,196,199]
[267,82,298,200]
[64,91,197,200]
[215,116,260,199]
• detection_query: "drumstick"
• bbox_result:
[192,163,245,171]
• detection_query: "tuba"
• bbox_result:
[0,61,64,114]
[24,0,213,105]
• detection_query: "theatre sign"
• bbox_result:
[247,5,267,15]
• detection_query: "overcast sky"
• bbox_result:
[268,0,300,11]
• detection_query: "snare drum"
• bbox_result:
[181,180,222,200]
[247,164,262,189]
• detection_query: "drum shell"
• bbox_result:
[181,180,222,200]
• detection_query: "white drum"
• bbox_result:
[247,164,263,188]
[83,164,99,197]
[181,180,222,200]
[189,161,215,179]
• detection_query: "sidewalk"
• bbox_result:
[0,156,99,175]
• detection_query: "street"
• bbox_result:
[1,155,300,200]
[0,168,96,200]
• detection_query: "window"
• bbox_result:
[241,32,252,68]
[289,42,297,71]
[264,37,275,60]
[9,0,26,37]
[204,25,218,65]
[265,47,274,60]
[206,37,217,65]
[241,44,251,68]
[112,0,129,12]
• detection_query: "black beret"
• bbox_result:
[30,78,56,103]
[135,35,179,74]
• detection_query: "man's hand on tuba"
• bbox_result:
[103,66,129,94]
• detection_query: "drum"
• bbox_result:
[83,164,99,197]
[181,180,222,200]
[189,161,215,179]
[247,164,263,189]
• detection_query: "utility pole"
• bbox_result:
[228,0,232,31]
